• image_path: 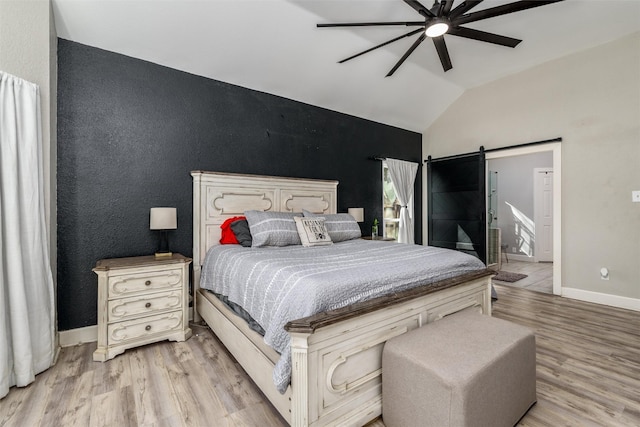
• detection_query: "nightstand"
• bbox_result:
[362,236,396,241]
[92,253,192,362]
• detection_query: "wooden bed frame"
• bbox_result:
[191,171,493,427]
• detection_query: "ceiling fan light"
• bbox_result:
[425,22,448,37]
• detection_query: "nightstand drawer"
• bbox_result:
[108,290,182,322]
[108,310,183,344]
[108,268,182,298]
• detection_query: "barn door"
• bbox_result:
[427,151,486,264]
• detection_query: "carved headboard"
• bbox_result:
[191,171,338,292]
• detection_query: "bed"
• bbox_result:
[191,171,493,427]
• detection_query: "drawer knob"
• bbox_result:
[145,302,151,308]
[145,280,151,286]
[145,325,151,331]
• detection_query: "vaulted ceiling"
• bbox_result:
[52,0,640,132]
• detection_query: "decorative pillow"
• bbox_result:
[294,216,333,247]
[245,210,302,247]
[219,216,245,244]
[302,210,362,242]
[230,219,252,247]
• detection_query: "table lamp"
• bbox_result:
[150,207,177,258]
[347,207,364,222]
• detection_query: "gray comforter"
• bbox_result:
[200,239,485,393]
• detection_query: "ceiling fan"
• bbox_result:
[317,0,564,76]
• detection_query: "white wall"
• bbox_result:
[0,0,57,273]
[424,32,640,304]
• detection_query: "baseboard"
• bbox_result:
[503,253,535,263]
[562,287,640,312]
[55,291,638,346]
[58,325,97,347]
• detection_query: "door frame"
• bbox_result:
[485,143,562,295]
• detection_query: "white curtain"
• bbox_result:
[386,158,419,244]
[0,71,55,399]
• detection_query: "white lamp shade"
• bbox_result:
[348,207,364,222]
[150,207,177,230]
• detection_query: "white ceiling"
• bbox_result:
[52,0,640,132]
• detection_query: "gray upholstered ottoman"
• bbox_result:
[382,309,536,427]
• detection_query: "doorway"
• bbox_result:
[486,143,561,295]
[534,168,553,263]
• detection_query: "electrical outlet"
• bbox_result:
[512,247,516,253]
[633,191,640,203]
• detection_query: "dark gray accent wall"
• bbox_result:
[57,39,422,331]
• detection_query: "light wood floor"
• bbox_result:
[2,285,639,426]
[495,259,553,294]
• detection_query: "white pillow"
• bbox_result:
[294,216,333,247]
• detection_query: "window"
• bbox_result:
[382,161,403,240]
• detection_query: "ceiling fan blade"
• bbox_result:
[432,36,452,72]
[386,33,427,77]
[317,21,425,28]
[440,0,454,17]
[449,0,484,19]
[338,28,425,63]
[403,0,436,19]
[454,0,564,25]
[448,26,521,48]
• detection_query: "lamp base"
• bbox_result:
[154,251,173,259]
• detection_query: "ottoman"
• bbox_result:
[382,309,536,427]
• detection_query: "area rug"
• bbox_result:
[493,271,528,283]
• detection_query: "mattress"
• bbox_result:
[200,239,486,393]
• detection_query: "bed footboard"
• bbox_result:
[286,272,492,426]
